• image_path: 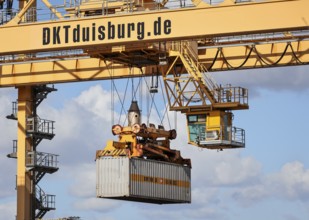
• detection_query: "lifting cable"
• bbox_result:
[132,73,142,102]
[140,68,164,126]
[111,67,114,125]
[126,67,143,125]
[104,60,129,126]
[159,73,172,129]
[120,67,133,126]
[119,73,130,126]
[159,70,179,131]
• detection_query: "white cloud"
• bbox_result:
[231,184,270,206]
[181,149,262,188]
[213,156,261,186]
[74,85,115,121]
[140,205,223,220]
[0,89,17,199]
[60,162,122,213]
[270,161,309,201]
[191,187,220,206]
[139,188,224,220]
[36,85,117,166]
[0,158,16,198]
[0,201,16,220]
[232,161,309,205]
[73,197,120,213]
[213,66,309,98]
[66,163,96,198]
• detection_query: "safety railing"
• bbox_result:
[27,151,59,168]
[6,101,17,120]
[36,185,56,209]
[45,217,81,220]
[0,0,195,24]
[214,86,248,105]
[203,0,252,4]
[26,116,55,136]
[0,0,271,25]
[12,140,17,153]
[203,125,245,145]
[7,140,18,159]
[0,9,18,25]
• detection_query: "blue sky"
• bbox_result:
[1,64,309,220]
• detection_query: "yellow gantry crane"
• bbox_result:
[0,0,308,219]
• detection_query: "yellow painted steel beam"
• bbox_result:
[0,58,153,87]
[41,0,64,20]
[0,0,308,55]
[1,39,308,87]
[7,0,36,25]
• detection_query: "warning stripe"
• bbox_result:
[131,174,190,188]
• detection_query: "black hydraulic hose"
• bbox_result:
[253,43,290,66]
[220,46,254,70]
[289,43,309,65]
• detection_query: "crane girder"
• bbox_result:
[0,0,308,56]
[0,58,152,87]
[1,37,308,87]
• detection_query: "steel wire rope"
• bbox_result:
[174,109,177,132]
[161,73,178,129]
[172,83,178,131]
[158,76,172,129]
[140,68,164,126]
[139,70,143,123]
[132,73,143,102]
[148,92,162,126]
[121,67,133,126]
[103,60,129,126]
[155,71,178,130]
[128,68,143,124]
[147,73,150,125]
[119,75,130,126]
[124,67,143,125]
[131,71,134,101]
[111,66,114,126]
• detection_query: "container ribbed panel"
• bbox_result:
[96,157,191,204]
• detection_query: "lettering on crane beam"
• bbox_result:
[42,17,171,45]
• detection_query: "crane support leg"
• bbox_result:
[16,86,34,220]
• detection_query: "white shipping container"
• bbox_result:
[96,157,191,204]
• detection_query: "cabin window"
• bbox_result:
[187,114,206,142]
